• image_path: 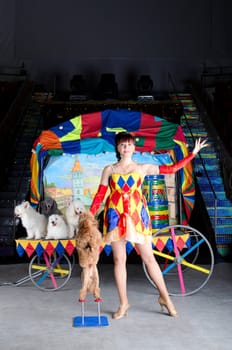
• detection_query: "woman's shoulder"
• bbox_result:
[103,163,116,174]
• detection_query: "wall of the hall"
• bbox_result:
[0,0,232,92]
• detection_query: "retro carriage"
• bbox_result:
[15,109,214,295]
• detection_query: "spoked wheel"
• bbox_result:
[29,252,72,291]
[143,225,214,296]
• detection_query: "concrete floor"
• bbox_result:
[0,261,231,350]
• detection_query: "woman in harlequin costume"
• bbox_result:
[90,132,208,320]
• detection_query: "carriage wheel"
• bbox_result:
[143,225,214,296]
[29,252,72,291]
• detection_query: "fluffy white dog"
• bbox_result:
[46,214,68,240]
[65,199,86,238]
[14,201,47,239]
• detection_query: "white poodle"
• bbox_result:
[14,201,47,239]
[46,214,68,240]
[65,199,86,238]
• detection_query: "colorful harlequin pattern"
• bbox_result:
[15,234,191,258]
[15,239,77,258]
[103,173,152,241]
[153,233,191,252]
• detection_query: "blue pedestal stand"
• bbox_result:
[73,299,109,327]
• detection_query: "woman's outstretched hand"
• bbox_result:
[192,138,209,155]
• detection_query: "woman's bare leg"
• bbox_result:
[111,240,128,306]
[135,241,178,316]
[111,240,130,319]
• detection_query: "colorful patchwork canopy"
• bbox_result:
[30,109,194,223]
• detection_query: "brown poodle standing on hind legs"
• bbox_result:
[76,211,102,302]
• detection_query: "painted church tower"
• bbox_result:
[71,155,84,201]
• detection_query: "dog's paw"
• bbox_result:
[34,236,43,240]
[79,290,87,302]
[94,289,101,301]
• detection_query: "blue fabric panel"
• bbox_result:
[50,120,75,138]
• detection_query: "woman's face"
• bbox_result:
[117,139,135,158]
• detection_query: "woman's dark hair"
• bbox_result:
[114,132,135,161]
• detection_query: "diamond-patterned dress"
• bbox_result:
[103,172,152,244]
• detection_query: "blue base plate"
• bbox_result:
[72,315,109,327]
